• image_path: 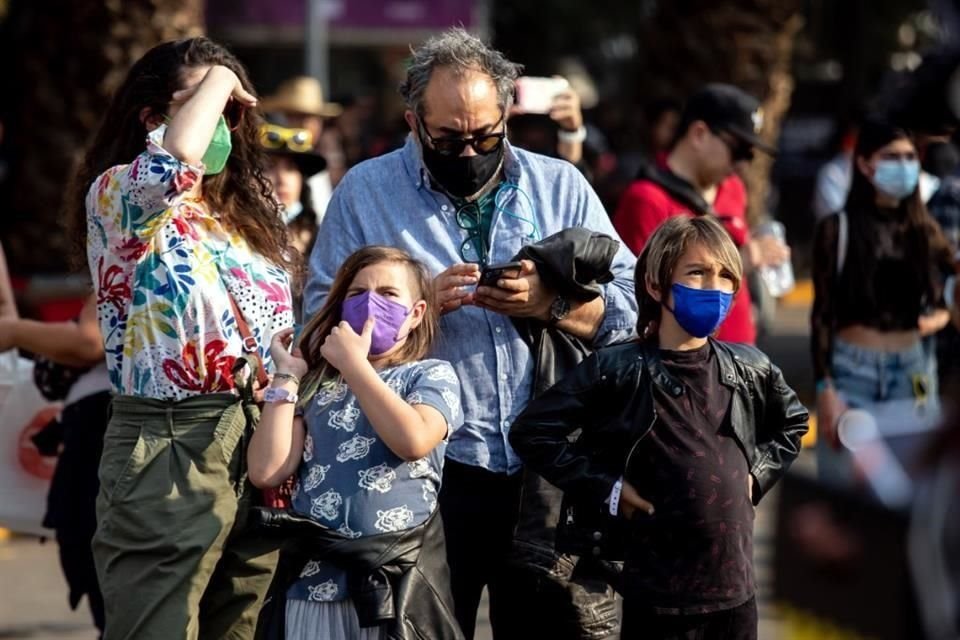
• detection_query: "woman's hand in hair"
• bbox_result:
[171,65,257,109]
[269,328,308,379]
[816,385,847,449]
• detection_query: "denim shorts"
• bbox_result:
[817,338,938,487]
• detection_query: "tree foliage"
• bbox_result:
[0,0,204,274]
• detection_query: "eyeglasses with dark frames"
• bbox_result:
[455,200,488,264]
[417,114,506,157]
[710,128,754,162]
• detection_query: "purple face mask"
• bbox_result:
[341,290,411,355]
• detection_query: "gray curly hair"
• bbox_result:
[399,28,523,118]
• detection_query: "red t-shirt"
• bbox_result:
[613,173,756,344]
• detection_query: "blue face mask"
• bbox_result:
[668,283,733,338]
[872,159,920,200]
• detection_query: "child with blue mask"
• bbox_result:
[510,215,808,640]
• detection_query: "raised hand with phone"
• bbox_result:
[512,76,585,164]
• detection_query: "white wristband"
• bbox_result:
[557,125,587,144]
[263,387,298,404]
[608,477,623,516]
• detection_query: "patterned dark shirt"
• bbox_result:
[287,359,462,603]
[623,342,755,614]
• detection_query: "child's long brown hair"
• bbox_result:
[298,246,438,392]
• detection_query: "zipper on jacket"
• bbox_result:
[623,412,657,477]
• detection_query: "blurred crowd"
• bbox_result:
[2,24,960,640]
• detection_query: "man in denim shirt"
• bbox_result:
[304,28,637,639]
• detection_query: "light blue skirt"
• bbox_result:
[285,599,388,640]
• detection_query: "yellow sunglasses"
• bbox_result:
[259,124,314,153]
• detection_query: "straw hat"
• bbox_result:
[261,76,343,119]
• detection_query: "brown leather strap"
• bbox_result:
[227,293,270,388]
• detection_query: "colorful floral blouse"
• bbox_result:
[86,125,293,400]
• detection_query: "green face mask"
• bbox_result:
[202,115,233,175]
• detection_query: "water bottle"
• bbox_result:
[755,220,795,298]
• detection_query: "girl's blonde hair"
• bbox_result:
[299,246,438,391]
[635,215,742,341]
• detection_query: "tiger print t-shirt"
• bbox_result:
[287,359,462,604]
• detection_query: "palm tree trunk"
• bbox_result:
[635,1,804,225]
[1,0,204,275]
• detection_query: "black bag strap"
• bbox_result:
[640,163,715,217]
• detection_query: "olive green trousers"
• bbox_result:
[93,393,278,640]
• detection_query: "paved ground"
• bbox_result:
[0,296,815,640]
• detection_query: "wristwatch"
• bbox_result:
[264,386,299,404]
[549,295,571,324]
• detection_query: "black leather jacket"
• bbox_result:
[505,227,624,638]
[509,339,809,562]
[252,507,463,640]
[508,227,622,572]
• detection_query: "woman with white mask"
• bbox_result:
[811,119,956,486]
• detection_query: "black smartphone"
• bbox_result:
[480,261,523,287]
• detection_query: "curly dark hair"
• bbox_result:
[65,37,297,274]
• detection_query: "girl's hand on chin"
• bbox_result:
[321,318,374,375]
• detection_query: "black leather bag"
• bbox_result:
[33,355,91,402]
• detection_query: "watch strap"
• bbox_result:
[549,295,571,324]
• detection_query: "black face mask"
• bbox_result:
[420,140,504,199]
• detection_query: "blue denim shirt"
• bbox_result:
[305,136,638,473]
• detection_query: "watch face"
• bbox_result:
[551,296,571,320]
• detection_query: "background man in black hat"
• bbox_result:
[612,83,789,344]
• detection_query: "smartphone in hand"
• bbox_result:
[515,76,569,114]
[288,323,303,354]
[480,261,523,288]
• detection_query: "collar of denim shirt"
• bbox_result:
[400,133,523,192]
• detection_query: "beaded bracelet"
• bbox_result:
[273,372,301,387]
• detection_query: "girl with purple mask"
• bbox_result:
[247,246,463,640]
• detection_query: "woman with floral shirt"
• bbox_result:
[65,38,295,640]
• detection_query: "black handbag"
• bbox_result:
[33,356,91,401]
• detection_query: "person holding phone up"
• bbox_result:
[510,75,588,166]
[305,27,637,640]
